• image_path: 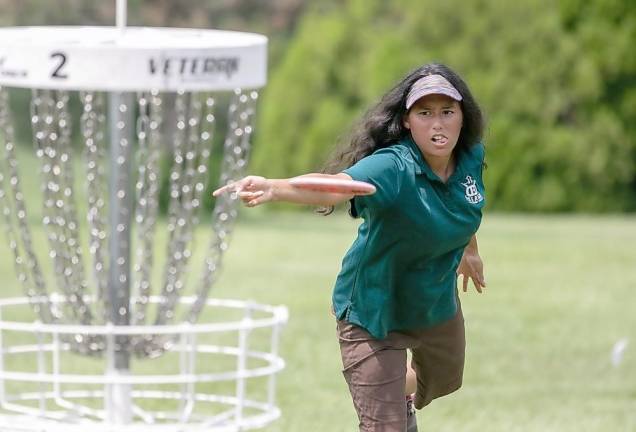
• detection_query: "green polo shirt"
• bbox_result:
[333,137,485,339]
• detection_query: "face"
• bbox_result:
[403,93,463,160]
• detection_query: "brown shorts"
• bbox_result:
[337,303,465,432]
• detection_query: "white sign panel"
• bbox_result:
[0,27,267,91]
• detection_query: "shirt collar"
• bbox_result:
[403,136,465,183]
[403,137,437,181]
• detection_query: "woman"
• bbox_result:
[214,62,486,432]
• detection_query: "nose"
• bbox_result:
[432,115,443,130]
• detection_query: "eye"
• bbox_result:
[442,109,455,116]
[418,110,432,116]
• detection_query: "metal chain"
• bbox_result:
[155,91,210,326]
[131,90,163,326]
[31,89,93,324]
[193,95,215,219]
[2,86,258,358]
[188,94,215,233]
[0,87,54,322]
[131,91,150,326]
[186,89,258,323]
[160,94,204,320]
[137,92,214,356]
[154,91,188,325]
[80,90,110,324]
[55,90,93,326]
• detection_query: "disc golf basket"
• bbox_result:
[0,3,287,431]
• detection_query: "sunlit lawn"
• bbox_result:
[0,207,634,431]
[225,211,636,432]
[0,148,634,431]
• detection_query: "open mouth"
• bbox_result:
[431,134,448,145]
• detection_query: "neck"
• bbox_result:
[423,153,454,182]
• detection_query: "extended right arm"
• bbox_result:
[212,173,355,207]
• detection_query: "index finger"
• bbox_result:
[213,181,242,197]
[212,184,231,197]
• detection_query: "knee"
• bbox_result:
[404,362,417,395]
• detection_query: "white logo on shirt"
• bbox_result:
[461,175,483,204]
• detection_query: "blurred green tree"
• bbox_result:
[252,0,636,211]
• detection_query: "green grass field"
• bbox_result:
[1,208,634,431]
[222,211,636,432]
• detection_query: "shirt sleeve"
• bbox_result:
[467,142,486,183]
[342,148,402,216]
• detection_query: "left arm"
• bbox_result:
[457,234,486,293]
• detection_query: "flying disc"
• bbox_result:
[288,177,376,195]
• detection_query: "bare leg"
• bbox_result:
[405,354,417,395]
[405,353,418,431]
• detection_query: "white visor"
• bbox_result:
[405,74,462,110]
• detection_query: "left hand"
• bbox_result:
[457,249,486,293]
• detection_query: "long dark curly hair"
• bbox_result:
[320,62,485,215]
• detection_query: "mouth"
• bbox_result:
[431,134,448,146]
